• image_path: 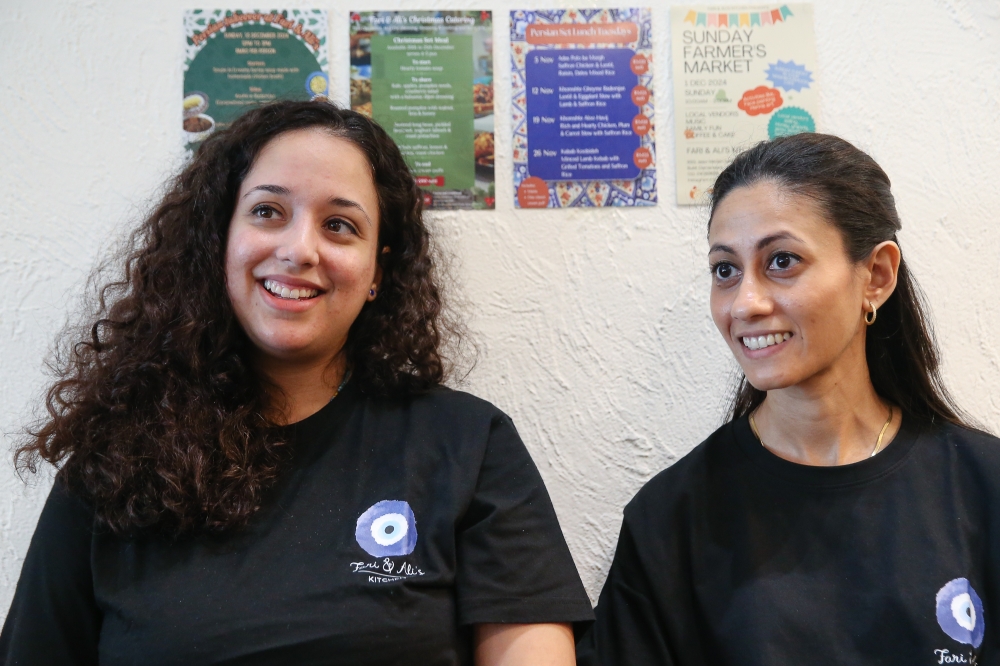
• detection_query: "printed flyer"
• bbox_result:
[511,8,656,208]
[183,10,329,145]
[350,11,495,210]
[671,4,818,204]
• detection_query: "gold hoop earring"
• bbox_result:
[865,300,877,325]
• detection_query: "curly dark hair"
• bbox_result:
[16,100,455,535]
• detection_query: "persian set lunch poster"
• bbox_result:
[350,11,495,210]
[510,8,656,208]
[182,10,329,146]
[671,4,819,205]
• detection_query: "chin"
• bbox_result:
[251,334,324,362]
[742,370,799,392]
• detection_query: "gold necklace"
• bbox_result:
[749,406,895,459]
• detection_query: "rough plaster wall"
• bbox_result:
[0,0,997,616]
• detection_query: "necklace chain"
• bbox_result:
[749,406,895,459]
[330,369,352,402]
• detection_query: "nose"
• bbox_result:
[275,216,320,268]
[730,272,774,321]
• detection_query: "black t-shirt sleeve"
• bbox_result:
[454,412,594,627]
[0,478,101,665]
[576,518,676,666]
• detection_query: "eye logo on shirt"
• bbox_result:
[936,578,985,648]
[355,500,418,557]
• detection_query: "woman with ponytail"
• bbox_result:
[580,133,998,665]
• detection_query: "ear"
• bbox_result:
[367,247,390,302]
[864,240,901,309]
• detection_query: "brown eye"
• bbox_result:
[252,205,275,219]
[712,262,739,282]
[769,252,799,271]
[324,218,357,235]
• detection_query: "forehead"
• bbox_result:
[708,180,838,249]
[242,129,378,203]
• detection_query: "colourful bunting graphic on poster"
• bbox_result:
[684,5,795,28]
[670,4,819,205]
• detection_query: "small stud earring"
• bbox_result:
[369,289,376,297]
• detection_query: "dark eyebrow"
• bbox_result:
[755,232,804,249]
[329,196,373,228]
[242,184,290,198]
[708,232,804,255]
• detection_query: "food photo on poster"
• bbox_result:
[511,8,656,209]
[670,4,819,204]
[182,9,328,148]
[350,10,495,210]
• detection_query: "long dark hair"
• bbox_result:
[710,133,966,426]
[16,100,457,535]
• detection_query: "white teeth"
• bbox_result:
[263,280,318,300]
[742,333,792,351]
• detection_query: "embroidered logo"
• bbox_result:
[355,499,418,557]
[936,578,985,648]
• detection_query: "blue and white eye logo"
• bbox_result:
[355,500,418,558]
[936,578,985,648]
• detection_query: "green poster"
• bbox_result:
[371,33,474,191]
[183,9,328,145]
[351,11,495,210]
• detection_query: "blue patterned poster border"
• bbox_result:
[511,8,656,208]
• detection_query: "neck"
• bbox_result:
[256,351,347,426]
[753,340,900,466]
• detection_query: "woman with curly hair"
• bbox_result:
[1,100,592,665]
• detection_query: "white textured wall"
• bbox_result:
[1,0,998,615]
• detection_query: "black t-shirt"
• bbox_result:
[1,383,593,665]
[578,415,1000,666]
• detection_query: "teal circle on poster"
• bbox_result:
[768,106,816,139]
[184,26,321,134]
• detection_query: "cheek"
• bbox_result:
[321,246,378,288]
[224,227,266,280]
[709,289,732,336]
[223,227,264,313]
[779,284,858,357]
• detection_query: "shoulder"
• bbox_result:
[917,419,1000,476]
[355,386,517,452]
[38,476,96,535]
[928,420,1000,450]
[17,476,96,577]
[366,386,509,424]
[413,386,506,415]
[624,419,740,522]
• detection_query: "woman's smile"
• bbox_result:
[739,331,793,353]
[261,278,321,301]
